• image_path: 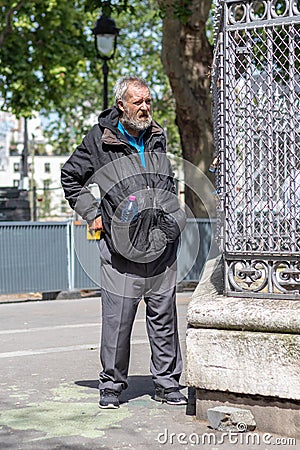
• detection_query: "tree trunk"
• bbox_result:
[0,1,25,49]
[157,0,215,217]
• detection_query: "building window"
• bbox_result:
[13,163,20,172]
[61,200,67,214]
[44,162,50,173]
[43,179,51,190]
[13,180,19,187]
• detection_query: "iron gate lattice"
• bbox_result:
[213,0,300,298]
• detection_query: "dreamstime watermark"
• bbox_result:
[156,426,297,447]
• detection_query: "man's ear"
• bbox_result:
[117,100,125,113]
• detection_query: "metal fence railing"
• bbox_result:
[213,0,300,298]
[0,219,219,295]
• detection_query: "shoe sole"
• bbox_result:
[99,403,119,409]
[166,400,188,405]
[154,395,187,405]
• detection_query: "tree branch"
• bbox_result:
[0,1,25,48]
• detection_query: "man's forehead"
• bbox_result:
[126,84,151,99]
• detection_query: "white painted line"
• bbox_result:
[0,323,99,335]
[0,339,151,359]
[0,344,99,358]
[0,319,146,335]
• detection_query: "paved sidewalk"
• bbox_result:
[0,294,298,450]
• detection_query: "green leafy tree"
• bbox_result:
[0,1,97,116]
[0,0,180,153]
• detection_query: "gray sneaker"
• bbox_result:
[154,387,188,405]
[99,389,120,409]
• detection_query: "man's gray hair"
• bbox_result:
[114,76,150,104]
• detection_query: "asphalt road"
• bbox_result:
[0,293,204,450]
[0,294,296,450]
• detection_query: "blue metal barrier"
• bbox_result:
[0,222,70,294]
[0,219,219,295]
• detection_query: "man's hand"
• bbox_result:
[89,216,103,232]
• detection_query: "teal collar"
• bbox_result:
[118,121,146,168]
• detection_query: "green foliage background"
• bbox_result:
[0,0,182,154]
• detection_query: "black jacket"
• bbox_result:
[61,107,186,262]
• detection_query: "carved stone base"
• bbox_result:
[186,257,300,439]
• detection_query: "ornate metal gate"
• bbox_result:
[213,0,300,298]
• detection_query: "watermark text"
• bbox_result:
[156,427,297,447]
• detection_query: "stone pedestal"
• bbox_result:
[186,257,300,439]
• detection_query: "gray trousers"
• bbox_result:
[98,238,183,393]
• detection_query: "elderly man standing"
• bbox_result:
[61,76,187,409]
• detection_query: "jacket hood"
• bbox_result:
[98,106,120,131]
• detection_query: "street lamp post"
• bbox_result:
[93,14,119,110]
[20,117,29,190]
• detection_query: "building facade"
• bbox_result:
[0,154,72,220]
[0,112,73,221]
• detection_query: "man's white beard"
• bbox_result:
[122,110,152,132]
